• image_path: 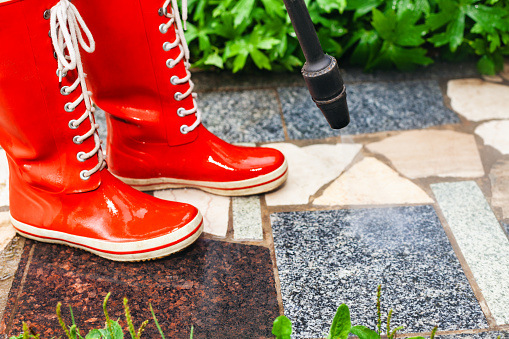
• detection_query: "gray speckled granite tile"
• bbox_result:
[198,90,285,143]
[436,332,509,339]
[233,196,263,240]
[432,181,509,325]
[279,80,459,139]
[94,106,107,147]
[271,206,487,338]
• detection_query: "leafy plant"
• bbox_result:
[272,285,439,339]
[183,0,509,74]
[9,293,194,339]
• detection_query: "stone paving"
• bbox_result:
[1,62,509,338]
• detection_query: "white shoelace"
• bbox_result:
[161,0,202,134]
[50,0,106,180]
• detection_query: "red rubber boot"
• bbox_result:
[0,0,203,261]
[77,0,288,196]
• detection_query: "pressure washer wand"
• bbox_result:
[283,0,350,129]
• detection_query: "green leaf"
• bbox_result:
[414,0,431,17]
[477,54,496,74]
[466,4,509,34]
[85,330,103,339]
[272,315,292,339]
[204,52,224,68]
[183,22,199,43]
[428,32,449,47]
[346,0,384,20]
[149,304,166,339]
[233,52,249,73]
[327,304,351,339]
[317,0,347,13]
[250,49,271,70]
[469,38,487,55]
[350,326,380,339]
[232,0,256,27]
[390,45,433,69]
[447,9,465,51]
[260,0,286,17]
[257,37,281,50]
[198,34,211,52]
[349,30,381,66]
[395,11,426,46]
[372,9,397,41]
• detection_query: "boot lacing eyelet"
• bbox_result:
[73,135,82,144]
[159,23,169,34]
[170,75,179,85]
[56,69,67,78]
[77,151,86,162]
[180,125,189,134]
[160,0,202,134]
[68,120,79,129]
[51,0,106,180]
[80,170,90,181]
[60,86,71,95]
[64,102,75,112]
[166,59,175,68]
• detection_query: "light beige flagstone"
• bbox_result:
[154,189,230,237]
[232,196,263,240]
[313,157,432,206]
[0,150,8,207]
[475,120,509,155]
[489,159,509,219]
[0,212,15,252]
[264,143,362,206]
[366,130,484,179]
[447,79,509,121]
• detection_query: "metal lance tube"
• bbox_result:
[283,0,350,129]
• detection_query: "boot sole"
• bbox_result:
[113,159,288,196]
[10,212,203,262]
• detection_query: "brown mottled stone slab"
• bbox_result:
[0,239,278,339]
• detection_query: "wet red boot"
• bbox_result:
[0,0,203,261]
[77,0,288,196]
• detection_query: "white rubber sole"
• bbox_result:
[11,212,203,262]
[114,159,288,196]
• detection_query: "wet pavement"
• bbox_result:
[1,62,509,338]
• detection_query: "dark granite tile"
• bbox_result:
[198,89,285,143]
[270,206,487,338]
[503,223,509,238]
[1,239,279,339]
[436,332,509,339]
[279,80,460,139]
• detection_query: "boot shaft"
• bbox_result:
[0,0,102,193]
[77,0,199,147]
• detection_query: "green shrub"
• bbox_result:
[185,0,509,74]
